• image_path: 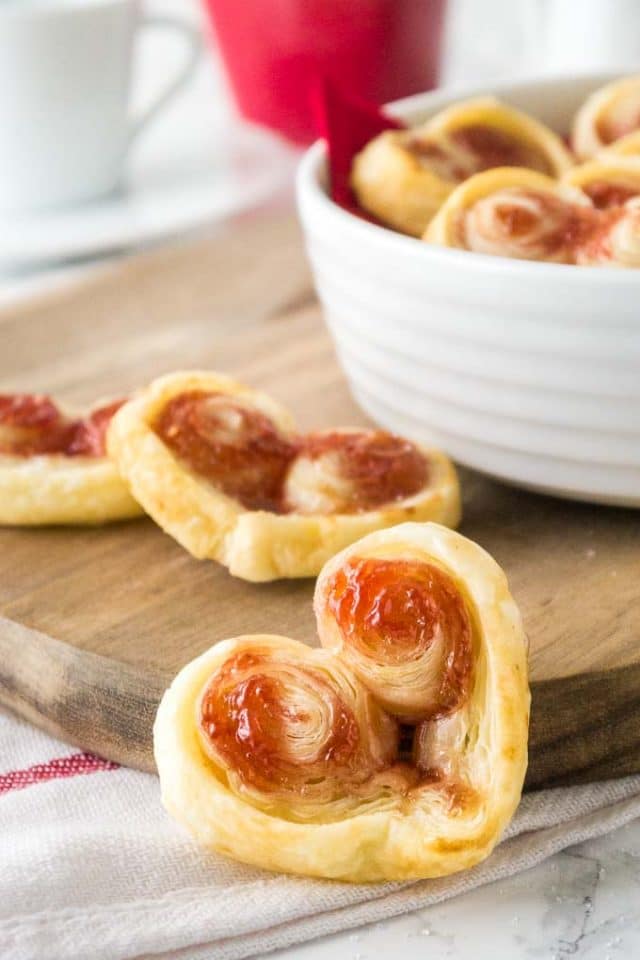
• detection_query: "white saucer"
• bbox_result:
[0,122,297,267]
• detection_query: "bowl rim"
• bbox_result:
[296,70,640,286]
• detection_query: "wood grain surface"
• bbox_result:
[0,214,638,787]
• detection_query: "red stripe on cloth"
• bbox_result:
[0,752,119,796]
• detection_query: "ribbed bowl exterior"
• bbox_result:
[296,75,640,506]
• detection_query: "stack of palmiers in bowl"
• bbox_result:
[297,74,640,508]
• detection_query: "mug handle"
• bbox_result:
[128,15,202,145]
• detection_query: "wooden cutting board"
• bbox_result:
[1,214,639,790]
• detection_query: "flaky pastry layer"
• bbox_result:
[0,456,142,525]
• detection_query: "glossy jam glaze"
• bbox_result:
[0,394,125,457]
[198,650,398,802]
[198,646,474,811]
[327,556,473,719]
[154,391,299,512]
[154,391,431,514]
[297,430,429,511]
[580,180,640,210]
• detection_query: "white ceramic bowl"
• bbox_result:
[296,73,640,507]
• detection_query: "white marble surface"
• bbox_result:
[271,819,640,959]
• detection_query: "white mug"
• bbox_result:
[0,0,201,213]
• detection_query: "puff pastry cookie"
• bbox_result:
[574,197,640,267]
[425,167,592,263]
[599,129,640,160]
[563,157,640,209]
[573,75,640,160]
[0,393,142,525]
[351,97,573,237]
[561,159,640,267]
[107,371,460,582]
[154,522,530,882]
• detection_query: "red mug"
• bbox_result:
[202,0,447,144]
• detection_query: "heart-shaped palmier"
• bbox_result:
[154,521,529,882]
[107,371,460,581]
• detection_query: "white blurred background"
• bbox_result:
[3,0,640,298]
[445,0,640,84]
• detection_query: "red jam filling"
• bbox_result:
[327,557,473,718]
[153,391,299,512]
[0,394,60,428]
[199,652,362,796]
[581,180,639,210]
[493,202,541,237]
[0,394,124,457]
[574,206,628,263]
[199,646,474,807]
[597,112,640,146]
[299,430,429,512]
[65,399,126,456]
[463,190,599,260]
[405,137,469,181]
[456,184,638,263]
[452,125,552,175]
[407,124,552,182]
[540,201,606,257]
[154,391,429,514]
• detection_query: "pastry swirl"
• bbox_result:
[155,521,530,881]
[317,555,472,722]
[351,97,573,237]
[108,371,460,581]
[0,393,141,525]
[425,167,592,263]
[197,636,400,822]
[575,198,640,267]
[563,157,640,209]
[573,75,640,160]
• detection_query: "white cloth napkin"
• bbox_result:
[2,707,640,960]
